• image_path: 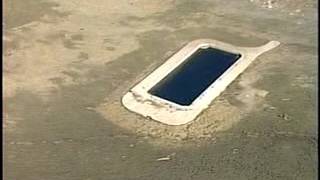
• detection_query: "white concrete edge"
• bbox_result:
[121,39,280,125]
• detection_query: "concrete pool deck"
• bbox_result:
[3,0,317,179]
[122,39,280,125]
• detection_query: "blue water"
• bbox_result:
[148,47,241,106]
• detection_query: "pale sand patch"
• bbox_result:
[3,0,174,99]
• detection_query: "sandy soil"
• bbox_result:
[3,0,317,179]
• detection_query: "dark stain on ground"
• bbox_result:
[70,34,84,41]
[40,31,85,49]
[63,37,84,49]
[77,52,89,61]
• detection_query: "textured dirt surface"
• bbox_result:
[3,0,318,179]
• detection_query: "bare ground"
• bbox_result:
[3,0,318,179]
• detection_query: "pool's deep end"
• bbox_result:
[148,47,241,106]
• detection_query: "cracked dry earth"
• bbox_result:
[3,0,318,179]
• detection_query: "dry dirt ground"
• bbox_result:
[3,0,318,179]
